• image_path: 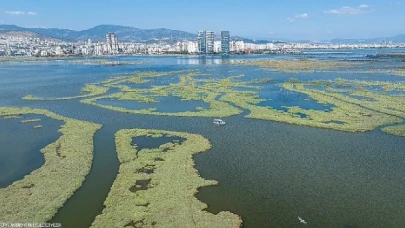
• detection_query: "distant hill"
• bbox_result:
[330,34,405,44]
[1,24,404,44]
[0,24,196,42]
[0,31,42,39]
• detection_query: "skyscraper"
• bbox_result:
[198,30,215,55]
[5,42,11,56]
[197,31,206,54]
[106,33,119,54]
[205,31,214,54]
[221,31,230,55]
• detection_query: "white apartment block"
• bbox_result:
[230,41,245,52]
[214,41,221,53]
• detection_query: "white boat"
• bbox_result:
[213,119,226,125]
[298,216,307,224]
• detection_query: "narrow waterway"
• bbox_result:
[49,125,119,228]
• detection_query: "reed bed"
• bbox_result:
[381,124,405,136]
[91,129,241,228]
[22,66,405,135]
[278,80,405,134]
[233,59,358,73]
[3,115,21,119]
[0,107,102,223]
[23,84,109,101]
[80,71,253,117]
[21,118,41,123]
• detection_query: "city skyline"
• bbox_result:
[1,0,404,41]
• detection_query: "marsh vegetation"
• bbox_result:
[23,84,109,101]
[237,79,405,135]
[0,107,101,223]
[91,129,241,228]
[22,66,405,136]
[233,59,405,77]
[232,59,359,73]
[81,71,247,117]
[21,118,41,123]
[381,124,405,136]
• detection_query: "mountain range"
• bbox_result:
[0,24,196,43]
[0,24,404,44]
[328,34,405,44]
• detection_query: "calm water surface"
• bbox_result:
[0,115,62,188]
[1,50,405,228]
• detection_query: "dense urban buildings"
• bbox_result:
[1,31,404,57]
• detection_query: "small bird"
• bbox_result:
[298,216,307,224]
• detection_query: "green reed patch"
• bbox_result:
[21,118,41,123]
[0,107,101,223]
[217,77,405,135]
[91,129,241,228]
[23,84,109,101]
[277,80,405,134]
[381,124,405,136]
[232,59,358,73]
[81,71,250,117]
[3,115,22,119]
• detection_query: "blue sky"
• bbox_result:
[0,0,404,40]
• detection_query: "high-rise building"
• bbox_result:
[197,31,206,54]
[205,31,214,54]
[198,30,215,55]
[5,42,11,56]
[221,31,230,55]
[106,33,119,54]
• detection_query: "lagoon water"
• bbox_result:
[1,49,405,228]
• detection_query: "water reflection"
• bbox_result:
[177,56,232,65]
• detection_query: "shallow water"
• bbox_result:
[1,50,405,228]
[258,86,334,112]
[96,96,210,113]
[0,115,62,188]
[132,135,184,150]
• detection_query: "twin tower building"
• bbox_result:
[198,31,230,55]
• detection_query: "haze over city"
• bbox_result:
[1,0,404,41]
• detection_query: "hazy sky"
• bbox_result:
[1,0,404,40]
